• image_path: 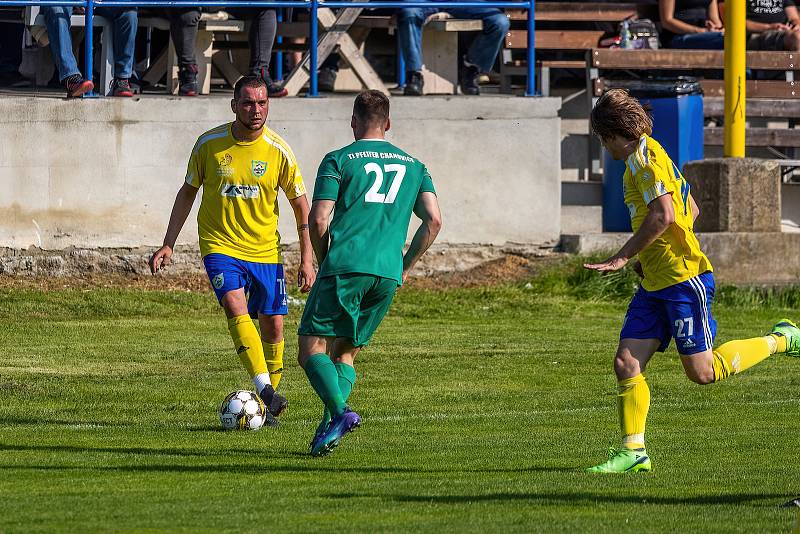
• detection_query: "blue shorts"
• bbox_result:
[620,271,717,356]
[202,253,288,317]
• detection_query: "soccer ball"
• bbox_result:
[219,390,266,431]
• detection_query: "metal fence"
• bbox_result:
[1,0,537,96]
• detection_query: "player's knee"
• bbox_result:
[685,366,715,385]
[613,351,638,379]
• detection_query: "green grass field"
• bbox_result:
[1,262,799,533]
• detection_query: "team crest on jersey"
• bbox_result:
[251,160,267,177]
[212,273,225,289]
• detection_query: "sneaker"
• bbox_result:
[262,410,280,428]
[309,425,328,452]
[110,78,133,97]
[310,407,361,457]
[179,64,199,96]
[403,70,424,96]
[318,67,337,92]
[770,318,800,357]
[63,74,93,98]
[587,447,652,473]
[459,60,480,96]
[258,384,288,417]
[256,68,288,98]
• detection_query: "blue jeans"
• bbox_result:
[397,4,510,72]
[43,6,137,81]
[667,32,724,50]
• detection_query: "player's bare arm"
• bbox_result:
[309,199,335,265]
[402,191,442,283]
[288,195,316,293]
[688,192,700,222]
[149,182,199,274]
[584,193,675,272]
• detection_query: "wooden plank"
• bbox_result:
[505,30,604,50]
[591,48,799,70]
[704,97,800,118]
[701,79,800,98]
[426,19,483,32]
[705,127,800,147]
[595,78,800,98]
[508,3,654,22]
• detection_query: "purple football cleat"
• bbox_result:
[310,408,361,457]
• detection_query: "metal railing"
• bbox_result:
[2,0,537,96]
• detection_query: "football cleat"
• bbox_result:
[770,318,800,357]
[258,385,288,417]
[310,408,361,457]
[587,447,652,473]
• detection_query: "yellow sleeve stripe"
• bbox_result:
[262,130,297,167]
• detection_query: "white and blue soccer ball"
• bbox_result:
[219,390,265,431]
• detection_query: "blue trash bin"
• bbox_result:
[602,79,704,232]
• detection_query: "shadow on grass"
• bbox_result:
[0,416,130,427]
[379,491,790,506]
[0,462,418,475]
[0,443,268,458]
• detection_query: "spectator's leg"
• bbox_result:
[784,30,800,52]
[396,8,427,73]
[246,8,277,77]
[168,9,201,68]
[99,7,137,80]
[449,8,510,72]
[42,6,79,81]
[667,32,724,50]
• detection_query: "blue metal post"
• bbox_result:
[84,0,96,96]
[525,0,536,96]
[308,0,318,96]
[397,35,405,87]
[276,8,284,81]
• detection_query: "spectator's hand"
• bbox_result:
[704,20,723,31]
[771,22,792,31]
[149,245,173,274]
[297,261,315,293]
[74,6,85,14]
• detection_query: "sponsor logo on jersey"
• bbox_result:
[212,273,225,289]
[221,184,260,199]
[217,153,234,178]
[251,160,267,177]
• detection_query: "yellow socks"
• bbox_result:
[263,339,285,389]
[617,374,650,450]
[711,337,774,382]
[227,315,269,393]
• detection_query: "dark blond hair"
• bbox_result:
[590,89,653,142]
[353,90,390,126]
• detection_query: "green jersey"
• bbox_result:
[313,139,436,284]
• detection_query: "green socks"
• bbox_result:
[304,354,349,418]
[314,362,357,435]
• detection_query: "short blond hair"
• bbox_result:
[590,89,653,142]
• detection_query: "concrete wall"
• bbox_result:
[0,95,561,249]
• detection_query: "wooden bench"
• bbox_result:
[587,49,800,171]
[500,2,657,95]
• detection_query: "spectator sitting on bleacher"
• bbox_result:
[659,0,725,49]
[720,0,800,51]
[397,2,510,96]
[167,8,286,97]
[43,5,137,97]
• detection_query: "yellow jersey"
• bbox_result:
[185,123,306,263]
[623,134,712,291]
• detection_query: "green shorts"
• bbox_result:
[298,273,399,347]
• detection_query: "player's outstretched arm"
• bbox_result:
[149,183,199,274]
[402,192,442,283]
[288,195,316,293]
[309,199,335,267]
[584,193,675,272]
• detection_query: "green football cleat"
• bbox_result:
[770,318,800,357]
[587,447,652,473]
